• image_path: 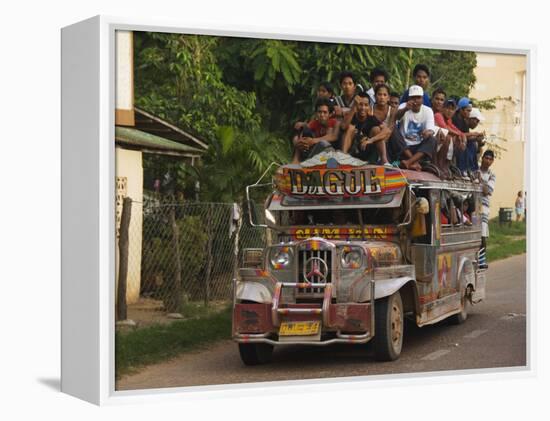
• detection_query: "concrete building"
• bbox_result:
[115,31,207,304]
[469,52,527,219]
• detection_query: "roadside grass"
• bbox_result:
[116,303,232,379]
[486,218,526,262]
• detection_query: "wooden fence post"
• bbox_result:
[168,204,183,313]
[116,197,132,321]
[204,204,213,307]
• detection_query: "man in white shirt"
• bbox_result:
[396,85,437,171]
[474,149,496,269]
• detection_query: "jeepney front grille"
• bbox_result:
[298,249,332,295]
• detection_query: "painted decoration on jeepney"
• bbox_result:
[274,151,407,198]
[437,254,453,297]
[369,244,400,266]
[290,226,397,240]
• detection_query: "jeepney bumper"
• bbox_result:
[232,282,375,346]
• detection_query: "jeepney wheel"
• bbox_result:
[373,291,404,361]
[449,287,471,325]
[238,343,274,366]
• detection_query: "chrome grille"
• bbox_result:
[298,249,332,295]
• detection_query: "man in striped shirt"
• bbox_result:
[475,149,496,269]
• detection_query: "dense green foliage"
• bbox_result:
[134,32,477,201]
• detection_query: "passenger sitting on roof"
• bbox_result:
[400,64,432,107]
[453,98,485,174]
[389,91,401,110]
[292,98,340,163]
[366,67,389,105]
[436,99,467,151]
[468,107,486,164]
[334,71,358,119]
[340,92,392,165]
[395,85,437,171]
[430,88,453,174]
[293,81,337,133]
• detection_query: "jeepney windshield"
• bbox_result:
[278,207,403,227]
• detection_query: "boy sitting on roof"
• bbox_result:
[395,85,437,171]
[341,92,392,165]
[292,98,340,163]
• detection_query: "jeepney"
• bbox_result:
[232,150,486,365]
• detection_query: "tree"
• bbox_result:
[135,32,478,202]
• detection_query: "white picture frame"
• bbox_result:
[61,15,535,406]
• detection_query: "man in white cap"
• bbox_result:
[395,85,437,171]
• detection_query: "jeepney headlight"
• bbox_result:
[340,247,363,269]
[269,246,292,269]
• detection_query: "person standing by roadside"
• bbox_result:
[515,191,525,222]
[475,150,496,269]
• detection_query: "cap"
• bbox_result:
[457,97,471,109]
[408,85,424,97]
[444,98,457,107]
[482,150,495,159]
[469,107,485,121]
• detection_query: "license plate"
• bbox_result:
[279,321,320,336]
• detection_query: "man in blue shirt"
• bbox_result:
[453,97,485,174]
[400,64,432,107]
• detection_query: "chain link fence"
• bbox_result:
[117,196,266,319]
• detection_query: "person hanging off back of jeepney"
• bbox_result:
[400,64,432,107]
[474,149,496,269]
[340,91,393,165]
[394,85,437,171]
[468,107,487,165]
[291,97,340,163]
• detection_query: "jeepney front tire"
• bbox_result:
[238,343,274,366]
[373,291,404,361]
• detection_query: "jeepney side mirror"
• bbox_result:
[246,199,267,228]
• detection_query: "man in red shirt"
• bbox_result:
[435,99,467,154]
[292,98,340,163]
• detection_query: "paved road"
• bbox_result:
[117,254,527,391]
